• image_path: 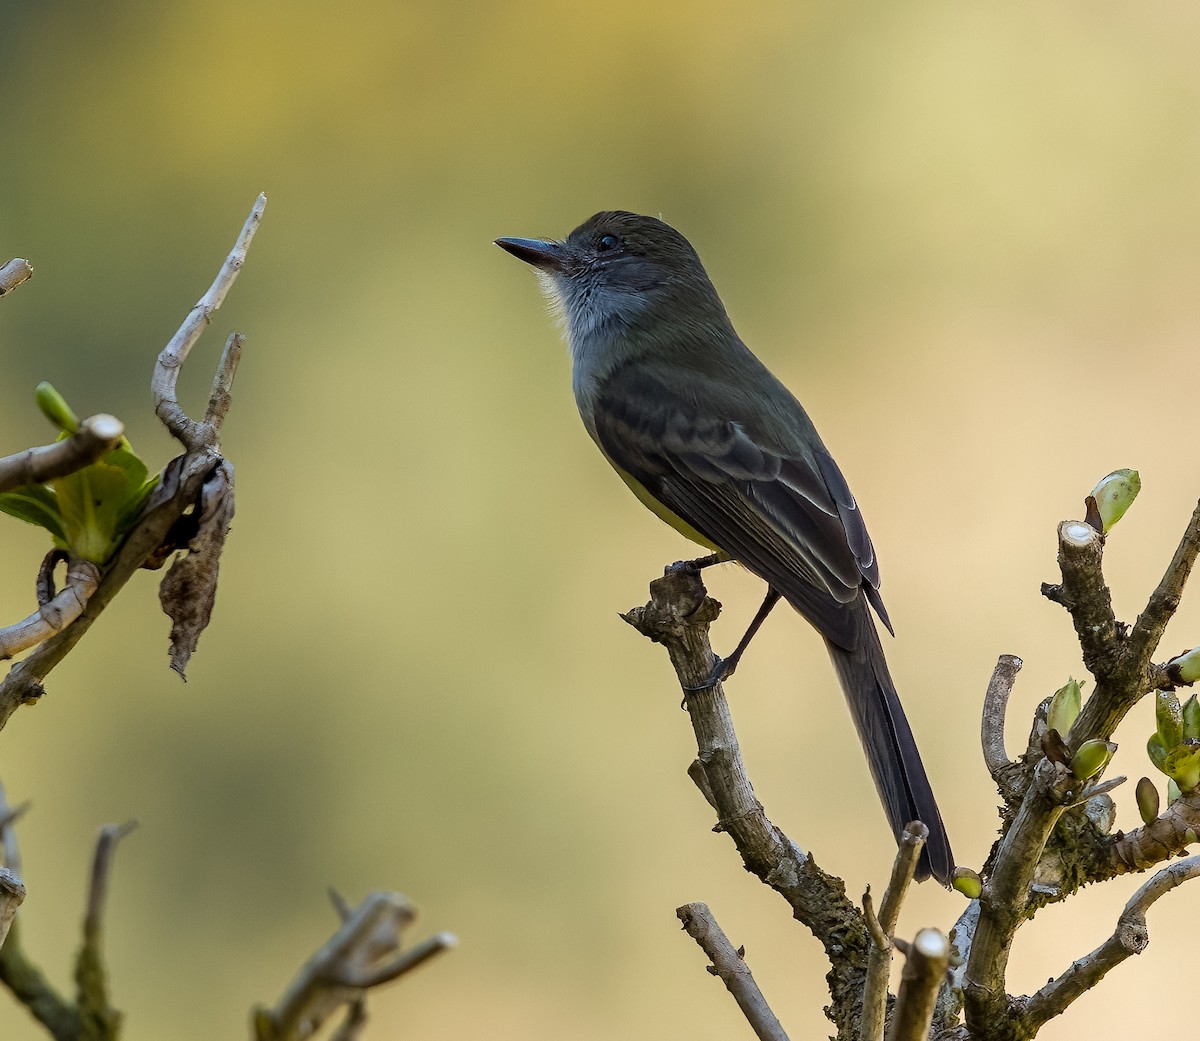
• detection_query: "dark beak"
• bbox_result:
[494,236,567,272]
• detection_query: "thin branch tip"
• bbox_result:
[981,653,1023,781]
[0,258,34,296]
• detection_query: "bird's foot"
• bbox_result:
[666,552,724,576]
[681,655,736,695]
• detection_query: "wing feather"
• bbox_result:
[591,363,888,649]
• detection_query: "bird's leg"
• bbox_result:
[683,587,783,692]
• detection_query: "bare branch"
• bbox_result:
[622,566,870,1039]
[73,823,136,1039]
[0,259,33,296]
[0,199,263,730]
[0,784,28,951]
[1046,521,1120,680]
[203,332,244,430]
[861,822,928,1041]
[0,414,125,494]
[963,757,1077,1032]
[1020,855,1200,1031]
[862,890,888,952]
[887,929,949,1041]
[0,867,23,952]
[0,915,77,1041]
[0,559,100,662]
[981,655,1023,783]
[1110,787,1200,872]
[676,902,789,1041]
[0,791,131,1040]
[0,453,217,728]
[254,892,454,1041]
[355,931,458,988]
[328,1000,368,1041]
[0,783,30,875]
[328,886,354,922]
[152,193,265,447]
[1063,775,1125,809]
[83,821,138,946]
[1128,498,1200,667]
[1070,498,1200,745]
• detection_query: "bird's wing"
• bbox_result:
[591,362,889,649]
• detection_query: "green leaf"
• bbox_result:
[54,460,132,562]
[114,474,159,537]
[50,435,157,561]
[0,485,68,544]
[1162,743,1200,791]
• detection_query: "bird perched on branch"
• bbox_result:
[497,211,953,884]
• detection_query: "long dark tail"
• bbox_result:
[824,614,954,884]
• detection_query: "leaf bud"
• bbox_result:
[1046,678,1082,739]
[951,867,982,899]
[1156,689,1184,750]
[1088,469,1141,533]
[1071,739,1115,780]
[1135,776,1160,825]
[35,381,80,434]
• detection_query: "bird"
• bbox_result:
[495,211,954,884]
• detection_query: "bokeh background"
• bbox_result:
[2,2,1199,1038]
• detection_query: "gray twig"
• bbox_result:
[83,822,138,946]
[254,891,455,1041]
[0,414,125,494]
[0,792,131,1041]
[0,783,29,950]
[1127,499,1200,671]
[887,929,949,1041]
[74,823,136,1038]
[1020,855,1200,1032]
[861,822,928,1041]
[203,332,244,430]
[0,559,100,662]
[0,782,30,874]
[980,655,1023,782]
[0,259,33,296]
[676,902,789,1041]
[152,194,265,448]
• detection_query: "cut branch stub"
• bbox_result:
[621,567,723,691]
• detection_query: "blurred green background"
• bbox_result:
[2,2,1199,1038]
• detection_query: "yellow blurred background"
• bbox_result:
[2,2,1199,1038]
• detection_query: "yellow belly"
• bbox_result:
[611,463,729,557]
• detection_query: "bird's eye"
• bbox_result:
[597,233,621,252]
